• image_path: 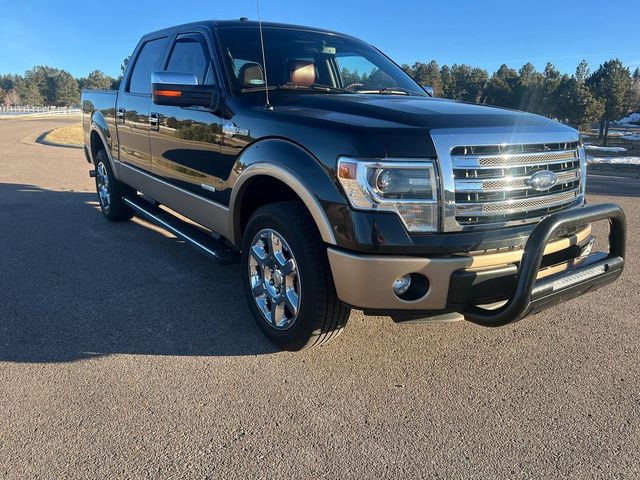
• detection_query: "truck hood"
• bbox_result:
[268,94,573,132]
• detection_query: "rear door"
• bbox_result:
[116,36,168,171]
[149,31,225,203]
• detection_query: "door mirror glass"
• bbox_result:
[151,71,220,109]
[422,85,435,97]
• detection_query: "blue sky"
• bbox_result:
[0,0,638,78]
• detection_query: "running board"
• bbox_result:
[123,196,239,265]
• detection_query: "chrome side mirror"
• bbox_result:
[151,71,199,86]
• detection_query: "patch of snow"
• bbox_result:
[623,133,640,141]
[585,145,627,152]
[616,112,640,125]
[587,155,640,165]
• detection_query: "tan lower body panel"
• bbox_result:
[327,225,592,311]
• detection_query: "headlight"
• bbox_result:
[337,157,439,232]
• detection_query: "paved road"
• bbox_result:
[1,119,639,479]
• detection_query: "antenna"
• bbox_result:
[256,0,273,110]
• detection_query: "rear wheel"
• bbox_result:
[241,201,350,350]
[94,149,134,221]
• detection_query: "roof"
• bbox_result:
[142,19,353,40]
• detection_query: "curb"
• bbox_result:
[37,131,83,150]
[19,129,83,150]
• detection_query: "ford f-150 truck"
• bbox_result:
[82,19,626,350]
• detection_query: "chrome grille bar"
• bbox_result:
[476,150,577,166]
[452,150,578,169]
[456,190,579,216]
[455,169,581,192]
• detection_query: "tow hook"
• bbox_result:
[89,169,96,178]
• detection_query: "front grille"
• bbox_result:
[452,142,582,227]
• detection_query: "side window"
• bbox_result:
[166,34,212,85]
[128,37,168,94]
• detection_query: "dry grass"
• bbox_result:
[44,122,83,146]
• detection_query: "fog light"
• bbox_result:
[393,275,412,296]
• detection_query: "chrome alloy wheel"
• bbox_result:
[96,162,111,211]
[248,228,301,330]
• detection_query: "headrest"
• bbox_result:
[239,62,265,88]
[290,60,316,87]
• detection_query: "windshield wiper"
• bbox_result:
[241,85,278,93]
[278,83,354,94]
[356,87,422,96]
[241,83,353,94]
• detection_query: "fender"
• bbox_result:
[89,112,120,179]
[228,138,347,247]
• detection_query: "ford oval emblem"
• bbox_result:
[527,170,558,191]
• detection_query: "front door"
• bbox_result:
[116,36,168,171]
[149,32,225,204]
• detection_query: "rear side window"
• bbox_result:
[166,34,212,85]
[128,37,168,94]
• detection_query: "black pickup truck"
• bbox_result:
[82,19,626,350]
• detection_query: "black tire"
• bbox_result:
[241,201,351,351]
[94,149,134,222]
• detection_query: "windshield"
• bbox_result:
[217,26,426,96]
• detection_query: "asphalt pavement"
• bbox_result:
[0,118,639,479]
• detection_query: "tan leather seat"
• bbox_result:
[290,60,316,86]
[238,62,265,88]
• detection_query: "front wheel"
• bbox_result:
[241,201,350,350]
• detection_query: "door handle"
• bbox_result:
[116,108,125,123]
[149,113,160,131]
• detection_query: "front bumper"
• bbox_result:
[327,204,626,327]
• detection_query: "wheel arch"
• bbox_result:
[88,112,118,177]
[228,139,343,248]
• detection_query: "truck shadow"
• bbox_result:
[0,183,279,363]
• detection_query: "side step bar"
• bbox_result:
[123,196,239,265]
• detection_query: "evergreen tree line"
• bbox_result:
[0,67,120,108]
[1,58,639,140]
[402,59,640,142]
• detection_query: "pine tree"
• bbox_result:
[440,65,454,99]
[400,64,414,77]
[121,56,131,76]
[412,61,442,96]
[557,78,603,130]
[587,59,634,144]
[54,70,80,106]
[79,70,116,91]
[515,63,543,112]
[484,64,519,108]
[575,60,590,84]
[19,68,45,106]
[632,69,640,112]
[540,63,564,118]
[446,64,487,103]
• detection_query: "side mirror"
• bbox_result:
[422,85,435,97]
[151,71,220,110]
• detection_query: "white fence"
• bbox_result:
[0,106,81,117]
